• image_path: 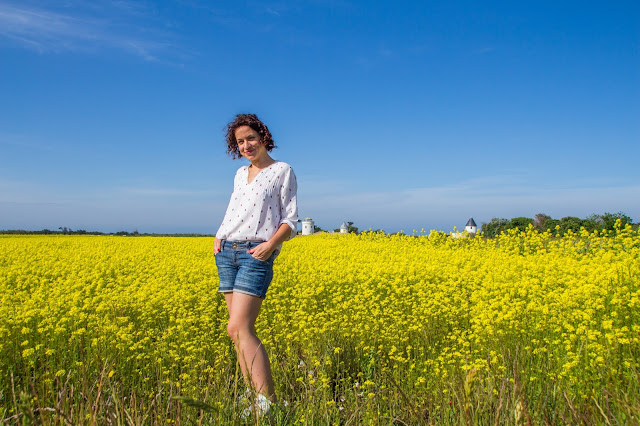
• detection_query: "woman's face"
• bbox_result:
[235,125,267,162]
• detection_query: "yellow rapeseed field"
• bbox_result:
[1,224,639,424]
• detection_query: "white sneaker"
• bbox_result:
[237,389,251,406]
[240,393,271,419]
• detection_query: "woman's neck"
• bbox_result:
[249,155,275,170]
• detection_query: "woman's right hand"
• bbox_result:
[213,238,221,255]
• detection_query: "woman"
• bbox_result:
[213,113,298,415]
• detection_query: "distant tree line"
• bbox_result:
[0,227,213,237]
[481,212,635,238]
[0,227,104,235]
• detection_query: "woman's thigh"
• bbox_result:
[227,292,264,330]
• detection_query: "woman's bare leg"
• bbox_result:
[224,292,276,400]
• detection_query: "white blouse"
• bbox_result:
[215,161,298,242]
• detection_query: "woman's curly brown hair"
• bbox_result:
[225,113,276,159]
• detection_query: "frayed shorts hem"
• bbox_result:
[218,288,266,299]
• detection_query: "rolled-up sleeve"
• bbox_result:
[279,166,298,238]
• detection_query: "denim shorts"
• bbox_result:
[215,240,277,299]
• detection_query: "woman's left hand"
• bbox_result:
[248,242,274,261]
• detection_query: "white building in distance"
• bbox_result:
[465,218,477,235]
[451,217,477,238]
[301,217,315,235]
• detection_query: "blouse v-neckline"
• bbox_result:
[246,161,277,185]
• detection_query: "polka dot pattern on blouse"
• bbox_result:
[216,161,298,242]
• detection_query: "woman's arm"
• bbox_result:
[278,167,298,232]
[248,223,293,260]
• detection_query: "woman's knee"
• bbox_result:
[227,320,254,342]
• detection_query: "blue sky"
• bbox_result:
[1,0,638,234]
